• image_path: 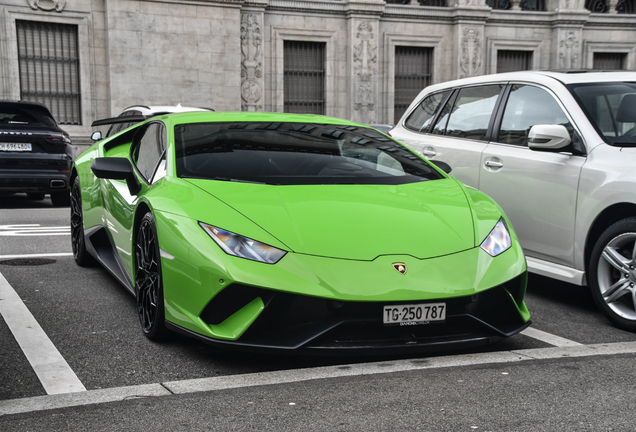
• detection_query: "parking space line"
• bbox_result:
[0,272,86,395]
[2,341,636,416]
[0,252,73,260]
[520,327,583,347]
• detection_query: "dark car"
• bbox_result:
[0,101,73,206]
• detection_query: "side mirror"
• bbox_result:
[430,160,452,174]
[528,125,571,151]
[91,131,103,141]
[90,157,142,195]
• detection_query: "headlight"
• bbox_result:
[199,222,287,264]
[480,218,512,257]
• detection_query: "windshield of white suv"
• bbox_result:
[569,82,636,146]
[174,122,444,185]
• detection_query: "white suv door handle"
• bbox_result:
[422,146,437,158]
[484,160,503,168]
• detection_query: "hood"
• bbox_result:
[185,178,475,261]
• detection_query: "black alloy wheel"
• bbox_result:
[135,212,167,340]
[70,177,96,267]
[589,217,636,332]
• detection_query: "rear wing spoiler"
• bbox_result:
[91,115,148,127]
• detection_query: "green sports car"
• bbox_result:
[71,111,530,353]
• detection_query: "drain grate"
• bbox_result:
[0,258,57,266]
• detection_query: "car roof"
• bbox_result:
[0,100,55,117]
[156,111,369,126]
[422,70,636,93]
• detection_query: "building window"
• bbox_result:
[284,41,325,115]
[593,52,626,70]
[487,0,511,9]
[497,50,532,73]
[617,0,636,13]
[585,0,608,12]
[394,46,433,124]
[16,20,81,125]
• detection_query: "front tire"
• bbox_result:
[589,217,636,332]
[135,212,167,340]
[70,177,96,267]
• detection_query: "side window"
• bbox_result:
[498,84,573,146]
[404,90,450,133]
[432,85,503,141]
[132,122,166,183]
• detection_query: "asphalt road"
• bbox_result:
[2,193,636,430]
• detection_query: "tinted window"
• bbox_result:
[133,122,166,182]
[174,122,444,185]
[498,84,573,146]
[404,90,450,133]
[432,85,502,141]
[569,82,636,146]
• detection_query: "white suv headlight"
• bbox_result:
[480,218,512,257]
[200,223,287,264]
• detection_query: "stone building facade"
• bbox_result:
[1,0,636,149]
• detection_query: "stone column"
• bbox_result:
[453,0,490,79]
[352,20,379,124]
[346,0,384,124]
[552,2,588,69]
[240,4,266,111]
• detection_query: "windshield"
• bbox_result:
[174,122,444,185]
[568,82,636,146]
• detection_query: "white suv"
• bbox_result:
[390,71,636,332]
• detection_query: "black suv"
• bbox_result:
[0,101,73,206]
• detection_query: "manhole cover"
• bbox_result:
[0,258,57,266]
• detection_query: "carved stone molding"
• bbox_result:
[240,13,263,112]
[27,0,66,12]
[460,26,482,78]
[558,30,581,69]
[353,21,377,123]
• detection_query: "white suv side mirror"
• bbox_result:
[528,124,571,151]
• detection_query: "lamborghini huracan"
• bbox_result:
[71,111,530,353]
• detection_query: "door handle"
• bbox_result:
[484,160,503,168]
[422,146,436,158]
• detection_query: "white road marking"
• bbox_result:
[0,252,73,260]
[0,224,70,236]
[1,341,635,416]
[520,327,583,347]
[0,272,86,395]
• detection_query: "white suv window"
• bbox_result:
[498,84,573,146]
[432,85,503,141]
[403,90,450,133]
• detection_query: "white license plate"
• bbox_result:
[383,302,446,325]
[0,143,32,152]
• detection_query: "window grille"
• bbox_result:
[617,0,636,13]
[16,20,81,125]
[284,41,325,115]
[585,0,608,12]
[593,52,626,70]
[497,50,532,73]
[487,0,511,9]
[519,0,546,10]
[394,46,433,124]
[418,0,448,5]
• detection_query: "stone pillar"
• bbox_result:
[351,20,379,124]
[240,4,266,111]
[453,1,490,79]
[552,2,588,69]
